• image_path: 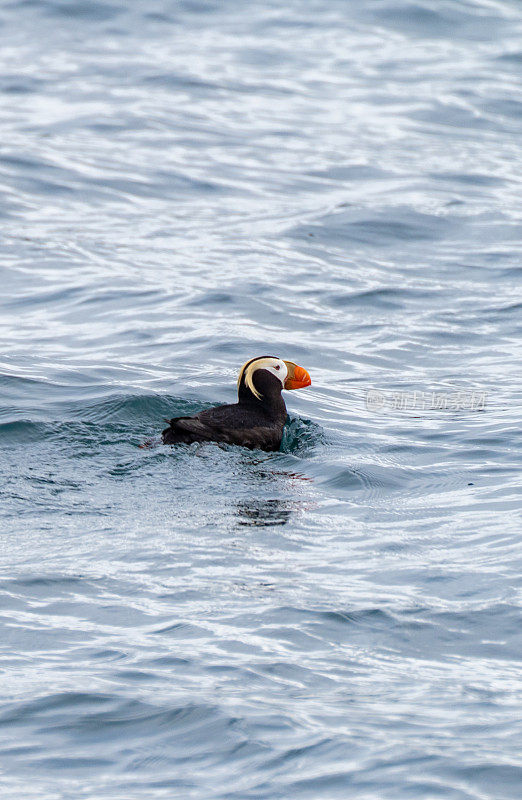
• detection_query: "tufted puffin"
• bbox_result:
[162,356,311,451]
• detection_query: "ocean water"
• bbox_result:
[1,0,522,798]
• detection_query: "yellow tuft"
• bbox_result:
[237,357,277,401]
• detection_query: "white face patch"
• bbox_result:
[263,358,288,387]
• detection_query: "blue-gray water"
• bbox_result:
[1,1,522,798]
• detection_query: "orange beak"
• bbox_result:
[283,361,312,390]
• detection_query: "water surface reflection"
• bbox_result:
[236,498,294,527]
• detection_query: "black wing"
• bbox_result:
[162,404,283,450]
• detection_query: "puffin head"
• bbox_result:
[237,356,311,402]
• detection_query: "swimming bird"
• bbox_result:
[162,356,311,451]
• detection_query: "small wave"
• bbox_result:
[280,416,324,455]
[328,286,428,309]
[44,1,122,22]
[0,419,49,443]
[288,206,456,249]
[73,393,201,425]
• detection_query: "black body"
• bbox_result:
[162,369,288,451]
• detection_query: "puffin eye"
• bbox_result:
[275,365,280,370]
